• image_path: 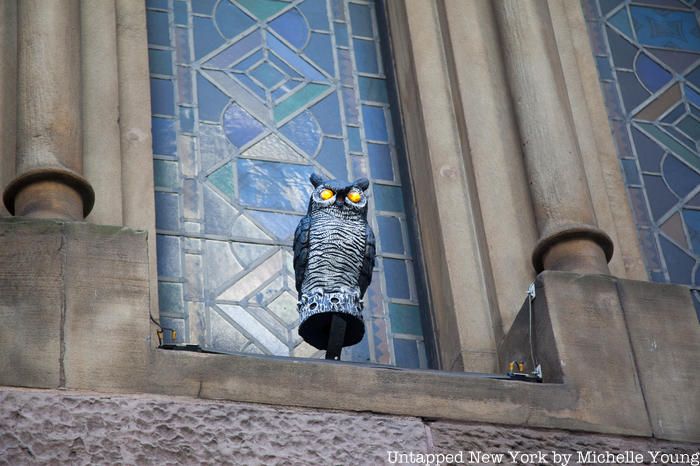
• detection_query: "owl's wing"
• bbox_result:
[293,215,312,295]
[358,224,376,298]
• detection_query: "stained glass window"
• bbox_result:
[583,0,700,318]
[147,0,429,367]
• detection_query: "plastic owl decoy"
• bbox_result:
[293,173,376,351]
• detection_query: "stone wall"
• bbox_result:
[1,387,696,465]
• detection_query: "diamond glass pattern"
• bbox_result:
[147,0,428,367]
[583,0,700,319]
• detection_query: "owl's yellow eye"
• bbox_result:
[320,189,334,200]
[347,191,362,203]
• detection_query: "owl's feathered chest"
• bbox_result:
[302,210,367,293]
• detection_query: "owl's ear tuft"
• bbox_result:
[310,173,324,187]
[354,177,370,191]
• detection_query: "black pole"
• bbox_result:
[325,314,347,360]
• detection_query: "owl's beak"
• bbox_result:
[335,195,345,206]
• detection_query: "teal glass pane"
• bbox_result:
[584,0,700,317]
[148,0,430,366]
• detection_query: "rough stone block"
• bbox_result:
[0,387,428,464]
[63,222,150,392]
[0,219,151,392]
[617,279,700,442]
[0,219,63,388]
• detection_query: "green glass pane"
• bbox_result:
[359,77,388,103]
[238,0,288,21]
[154,159,180,189]
[389,303,423,336]
[158,282,184,316]
[373,184,405,212]
[636,122,700,171]
[274,83,332,122]
[208,161,235,198]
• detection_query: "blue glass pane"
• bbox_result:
[234,49,263,71]
[636,53,672,92]
[304,32,334,76]
[268,34,324,81]
[631,6,700,52]
[269,9,309,50]
[237,159,314,212]
[157,235,182,277]
[343,87,359,125]
[349,3,373,37]
[151,78,175,116]
[179,106,194,133]
[298,0,329,30]
[661,104,685,124]
[280,111,322,156]
[643,174,678,220]
[621,159,640,184]
[174,1,188,26]
[596,56,613,80]
[607,28,637,69]
[678,115,700,140]
[384,258,410,299]
[649,48,700,74]
[149,49,173,76]
[633,126,664,172]
[250,62,285,88]
[177,65,193,104]
[687,65,700,88]
[348,126,362,152]
[599,0,623,15]
[147,10,170,47]
[234,73,267,100]
[147,0,168,9]
[203,185,237,236]
[368,143,393,181]
[618,71,650,111]
[663,154,700,198]
[682,209,700,254]
[268,52,300,78]
[608,7,634,39]
[332,0,345,20]
[193,16,225,59]
[197,73,229,122]
[247,210,303,241]
[377,216,403,254]
[335,23,348,47]
[175,28,191,64]
[353,38,378,74]
[362,105,388,141]
[351,154,368,178]
[155,192,180,231]
[152,117,177,156]
[316,138,348,180]
[373,184,404,212]
[685,84,700,107]
[223,102,266,148]
[238,0,289,21]
[338,48,353,87]
[659,235,695,285]
[393,339,420,369]
[207,30,262,68]
[215,1,255,39]
[310,92,342,136]
[192,0,216,15]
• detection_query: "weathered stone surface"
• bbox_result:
[0,387,428,465]
[617,279,700,442]
[0,219,63,388]
[430,421,699,465]
[63,222,150,392]
[0,219,151,392]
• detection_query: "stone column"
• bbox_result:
[493,0,613,274]
[3,0,94,220]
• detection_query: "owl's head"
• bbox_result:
[307,173,370,217]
